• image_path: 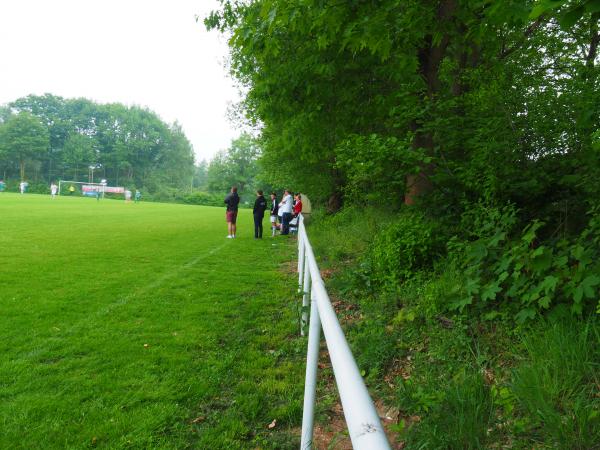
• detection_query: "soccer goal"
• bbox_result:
[58,180,125,198]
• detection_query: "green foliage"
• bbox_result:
[308,207,391,263]
[0,111,49,179]
[531,0,600,28]
[180,191,224,207]
[207,0,600,230]
[334,134,427,206]
[307,206,600,448]
[62,132,97,179]
[206,133,261,201]
[449,205,600,321]
[369,210,443,287]
[0,94,195,193]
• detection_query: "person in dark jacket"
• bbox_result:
[253,190,268,239]
[224,186,240,238]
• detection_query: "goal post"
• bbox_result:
[58,180,125,198]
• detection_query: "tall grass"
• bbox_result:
[511,320,600,449]
[401,371,495,449]
[308,207,393,262]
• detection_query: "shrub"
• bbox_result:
[144,185,180,203]
[181,191,223,207]
[369,210,443,288]
[448,204,600,321]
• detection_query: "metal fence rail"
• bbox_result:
[297,215,391,450]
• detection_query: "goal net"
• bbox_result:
[58,180,125,198]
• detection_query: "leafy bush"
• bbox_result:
[449,204,600,322]
[24,182,49,194]
[181,191,223,207]
[306,202,599,449]
[369,210,443,288]
[143,185,181,203]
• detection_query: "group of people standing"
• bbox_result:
[268,189,302,237]
[223,187,303,239]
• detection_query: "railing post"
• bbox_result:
[300,283,321,450]
[298,222,305,293]
[300,255,311,336]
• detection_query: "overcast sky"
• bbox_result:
[0,0,240,163]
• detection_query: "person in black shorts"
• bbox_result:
[253,190,267,239]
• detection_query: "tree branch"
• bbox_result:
[499,16,546,60]
[585,13,600,68]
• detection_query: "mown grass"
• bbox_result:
[0,193,304,449]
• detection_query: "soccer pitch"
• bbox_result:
[0,194,304,449]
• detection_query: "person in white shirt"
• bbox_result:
[50,182,58,199]
[278,189,293,235]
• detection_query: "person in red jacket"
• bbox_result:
[293,193,303,216]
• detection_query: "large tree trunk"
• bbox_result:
[404,0,456,205]
[326,191,343,213]
[405,132,435,205]
[19,159,25,181]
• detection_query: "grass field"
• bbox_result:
[0,193,304,449]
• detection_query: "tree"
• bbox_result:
[0,111,49,180]
[4,94,196,192]
[207,133,260,196]
[206,0,600,216]
[194,160,209,190]
[62,133,97,180]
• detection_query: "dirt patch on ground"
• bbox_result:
[331,297,362,326]
[310,399,405,449]
[303,345,405,449]
[280,259,299,275]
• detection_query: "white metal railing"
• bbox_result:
[296,215,391,450]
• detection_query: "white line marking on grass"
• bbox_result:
[93,242,228,319]
[26,242,229,347]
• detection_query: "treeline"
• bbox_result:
[0,94,195,195]
[207,1,600,318]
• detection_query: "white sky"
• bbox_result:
[0,0,240,163]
